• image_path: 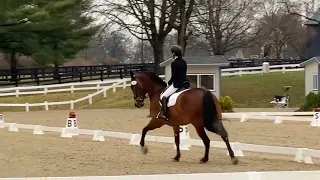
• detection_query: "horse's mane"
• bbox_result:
[140,71,167,87]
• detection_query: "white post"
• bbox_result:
[196,75,200,88]
[44,87,48,95]
[239,70,242,77]
[70,85,74,93]
[25,103,29,112]
[97,84,100,92]
[15,89,19,97]
[103,89,107,98]
[70,100,74,110]
[122,80,126,89]
[113,83,116,92]
[88,94,92,105]
[44,101,49,111]
[282,67,286,73]
[262,62,269,74]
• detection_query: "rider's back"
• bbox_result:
[171,57,188,88]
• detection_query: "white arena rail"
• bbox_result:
[1,122,320,164]
[223,113,313,122]
[2,171,320,180]
[225,112,314,116]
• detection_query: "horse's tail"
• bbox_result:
[202,90,228,137]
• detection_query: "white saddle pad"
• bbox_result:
[166,89,190,107]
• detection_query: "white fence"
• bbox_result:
[0,80,126,111]
[222,63,303,77]
[0,63,302,97]
[1,122,320,164]
[2,171,320,180]
[0,78,130,97]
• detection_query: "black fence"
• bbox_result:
[0,63,155,87]
[0,58,305,87]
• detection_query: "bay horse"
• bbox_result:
[129,71,238,165]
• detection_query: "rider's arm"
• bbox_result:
[168,61,175,85]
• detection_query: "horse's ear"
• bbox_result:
[130,71,135,80]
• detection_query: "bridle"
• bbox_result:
[131,80,165,102]
[131,80,147,103]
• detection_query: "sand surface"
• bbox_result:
[1,109,320,178]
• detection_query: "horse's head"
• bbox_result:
[130,71,148,108]
[129,71,167,108]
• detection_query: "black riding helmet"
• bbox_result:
[170,45,182,57]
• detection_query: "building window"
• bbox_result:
[186,75,198,88]
[186,74,215,91]
[313,74,318,90]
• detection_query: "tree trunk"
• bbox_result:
[214,30,223,55]
[10,51,17,82]
[54,59,59,80]
[152,39,165,74]
[53,44,59,80]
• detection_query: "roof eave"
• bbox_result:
[299,57,320,67]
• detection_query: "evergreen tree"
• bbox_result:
[0,0,99,80]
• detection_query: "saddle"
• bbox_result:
[165,81,190,98]
[164,80,191,107]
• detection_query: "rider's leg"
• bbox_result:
[159,85,178,120]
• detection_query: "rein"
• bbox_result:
[147,86,166,99]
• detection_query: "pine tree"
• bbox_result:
[0,0,99,81]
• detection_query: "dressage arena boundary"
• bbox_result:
[1,122,320,164]
[2,171,320,180]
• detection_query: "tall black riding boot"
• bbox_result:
[161,97,168,121]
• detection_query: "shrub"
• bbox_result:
[299,92,320,111]
[220,96,234,112]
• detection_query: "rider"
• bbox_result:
[159,45,189,121]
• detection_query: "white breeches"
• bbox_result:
[160,85,178,99]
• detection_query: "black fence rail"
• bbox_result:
[0,63,155,87]
[0,58,305,87]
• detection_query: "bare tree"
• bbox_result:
[257,12,307,59]
[174,0,196,55]
[282,0,320,25]
[193,0,260,55]
[96,0,181,73]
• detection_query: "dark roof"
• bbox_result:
[299,56,320,67]
[159,56,229,67]
[305,9,320,25]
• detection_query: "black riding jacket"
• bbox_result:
[168,57,188,88]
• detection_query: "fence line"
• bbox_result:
[221,63,303,77]
[223,113,313,122]
[0,80,125,111]
[1,122,320,164]
[2,171,320,180]
[0,63,303,97]
[224,112,314,116]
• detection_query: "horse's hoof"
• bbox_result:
[200,157,208,164]
[141,146,148,154]
[172,156,180,162]
[231,157,239,165]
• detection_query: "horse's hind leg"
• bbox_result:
[172,125,181,162]
[194,126,210,163]
[221,135,239,165]
[140,118,164,154]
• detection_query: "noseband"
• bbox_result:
[131,80,147,103]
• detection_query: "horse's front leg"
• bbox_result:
[173,125,181,161]
[140,118,165,154]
